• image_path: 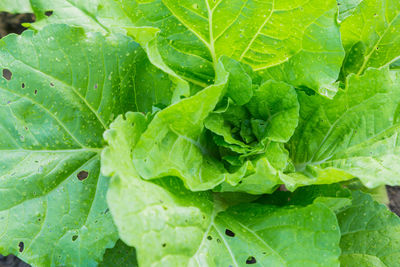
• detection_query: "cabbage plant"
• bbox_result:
[0,0,400,266]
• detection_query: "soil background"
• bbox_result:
[0,11,399,267]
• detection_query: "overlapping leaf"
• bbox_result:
[103,112,342,267]
[10,1,344,97]
[130,58,299,192]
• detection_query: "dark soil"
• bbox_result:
[387,186,400,216]
[0,12,35,38]
[0,10,400,267]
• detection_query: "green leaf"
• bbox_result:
[288,68,400,189]
[102,114,342,266]
[131,64,231,190]
[337,0,363,21]
[0,0,33,13]
[124,0,344,97]
[99,240,138,267]
[0,24,142,265]
[340,0,400,77]
[338,191,400,266]
[102,112,215,266]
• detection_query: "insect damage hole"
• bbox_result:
[77,170,89,181]
[2,69,12,81]
[225,229,235,237]
[246,256,256,264]
[19,242,24,252]
[45,10,53,16]
[72,235,78,241]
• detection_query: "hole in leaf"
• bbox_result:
[45,10,53,17]
[2,69,12,80]
[72,235,78,241]
[225,229,235,237]
[19,242,24,252]
[77,170,89,181]
[162,243,166,247]
[246,256,256,264]
[50,82,54,87]
[207,236,212,240]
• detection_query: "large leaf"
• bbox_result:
[102,112,342,267]
[0,25,143,266]
[288,68,400,189]
[338,191,400,266]
[12,0,344,96]
[124,0,344,97]
[14,0,344,96]
[340,0,400,77]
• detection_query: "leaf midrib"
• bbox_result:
[163,0,277,70]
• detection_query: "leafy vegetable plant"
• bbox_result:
[0,0,400,266]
